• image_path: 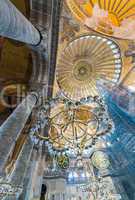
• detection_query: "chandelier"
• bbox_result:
[48,104,99,152]
[57,35,122,101]
[66,0,135,40]
[30,95,114,157]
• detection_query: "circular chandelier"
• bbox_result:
[66,0,135,40]
[57,35,122,101]
[30,95,114,157]
[48,104,99,151]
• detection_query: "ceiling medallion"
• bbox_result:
[30,95,114,157]
[91,151,110,170]
[56,153,70,169]
[66,0,135,40]
[73,59,93,81]
[57,35,122,101]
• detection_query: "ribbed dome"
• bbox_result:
[57,35,122,101]
[66,0,135,40]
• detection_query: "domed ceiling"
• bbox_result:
[57,35,122,100]
[46,0,135,155]
[66,0,135,40]
[53,0,133,99]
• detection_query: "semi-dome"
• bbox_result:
[66,0,135,40]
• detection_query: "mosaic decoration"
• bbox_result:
[66,0,135,40]
[57,35,122,101]
[91,151,110,170]
[56,153,70,169]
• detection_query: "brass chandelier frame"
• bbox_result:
[30,95,114,156]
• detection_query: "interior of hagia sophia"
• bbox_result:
[0,0,135,200]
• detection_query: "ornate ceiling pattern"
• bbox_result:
[91,150,110,170]
[57,34,122,100]
[0,0,135,199]
[66,0,135,40]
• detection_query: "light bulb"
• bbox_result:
[73,172,78,178]
[68,172,74,179]
[81,172,86,178]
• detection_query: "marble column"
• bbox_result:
[0,0,41,45]
[19,150,38,200]
[0,93,38,177]
[3,135,34,200]
[18,148,45,200]
[18,150,35,200]
[29,152,45,200]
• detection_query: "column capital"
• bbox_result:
[30,30,47,55]
[31,92,39,102]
